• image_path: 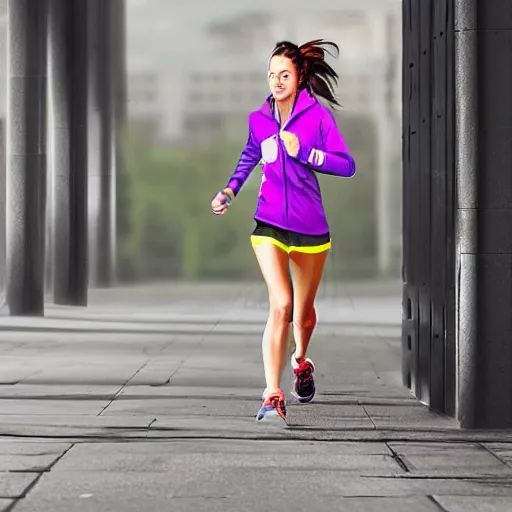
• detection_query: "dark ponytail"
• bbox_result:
[270,39,340,108]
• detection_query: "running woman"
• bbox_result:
[211,39,356,423]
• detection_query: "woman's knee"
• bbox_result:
[269,300,293,324]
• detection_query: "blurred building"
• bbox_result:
[126,0,402,276]
[126,0,402,144]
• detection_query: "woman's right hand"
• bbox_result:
[211,189,233,216]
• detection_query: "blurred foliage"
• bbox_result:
[117,112,399,282]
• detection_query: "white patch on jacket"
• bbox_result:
[260,135,278,163]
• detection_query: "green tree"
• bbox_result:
[119,112,382,282]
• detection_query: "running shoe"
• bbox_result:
[291,353,316,403]
[256,389,287,423]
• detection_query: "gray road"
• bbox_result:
[1,282,512,511]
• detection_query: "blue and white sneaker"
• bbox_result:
[256,389,287,423]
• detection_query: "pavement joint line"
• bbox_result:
[157,337,176,355]
[364,474,512,481]
[360,404,378,430]
[6,433,512,443]
[0,395,121,401]
[426,496,450,512]
[0,327,274,336]
[4,443,75,511]
[384,442,410,473]
[98,361,150,416]
[479,442,512,469]
[161,339,206,386]
[4,469,52,474]
[363,344,382,381]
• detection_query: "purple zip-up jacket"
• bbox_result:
[225,88,356,236]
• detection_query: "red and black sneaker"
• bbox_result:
[291,354,316,403]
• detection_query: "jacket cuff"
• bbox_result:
[296,142,312,165]
[225,181,239,197]
[223,187,235,201]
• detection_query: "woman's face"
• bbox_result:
[268,55,298,103]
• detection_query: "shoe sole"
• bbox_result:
[256,409,287,425]
[256,397,287,425]
[291,385,316,403]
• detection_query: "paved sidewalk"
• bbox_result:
[1,282,512,511]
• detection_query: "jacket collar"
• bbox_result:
[259,88,317,125]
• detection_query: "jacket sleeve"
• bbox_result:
[294,110,356,178]
[225,114,262,196]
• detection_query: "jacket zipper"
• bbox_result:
[277,118,290,228]
[275,130,288,227]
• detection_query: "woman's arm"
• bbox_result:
[224,113,262,197]
[293,111,356,178]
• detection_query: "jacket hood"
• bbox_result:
[258,88,318,123]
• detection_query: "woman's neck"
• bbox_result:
[276,96,295,127]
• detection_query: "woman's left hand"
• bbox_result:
[280,130,300,158]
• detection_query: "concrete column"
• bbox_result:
[402,0,457,416]
[6,0,48,316]
[48,0,88,305]
[0,118,5,310]
[456,0,512,429]
[0,3,6,310]
[112,0,129,266]
[87,0,116,287]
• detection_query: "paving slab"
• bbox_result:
[0,453,61,472]
[0,500,14,512]
[0,441,71,474]
[388,442,512,476]
[117,384,277,399]
[102,396,265,418]
[50,439,392,457]
[18,365,147,386]
[434,496,512,511]
[0,415,156,439]
[0,384,121,400]
[0,399,110,416]
[51,441,402,475]
[11,493,439,512]
[0,473,36,499]
[362,404,458,430]
[4,416,512,444]
[0,441,72,455]
[12,495,441,512]
[483,443,512,467]
[150,407,376,435]
[0,331,172,351]
[7,469,512,510]
[2,282,512,510]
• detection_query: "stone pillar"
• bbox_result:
[87,0,116,287]
[6,0,48,315]
[47,0,88,305]
[456,0,512,429]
